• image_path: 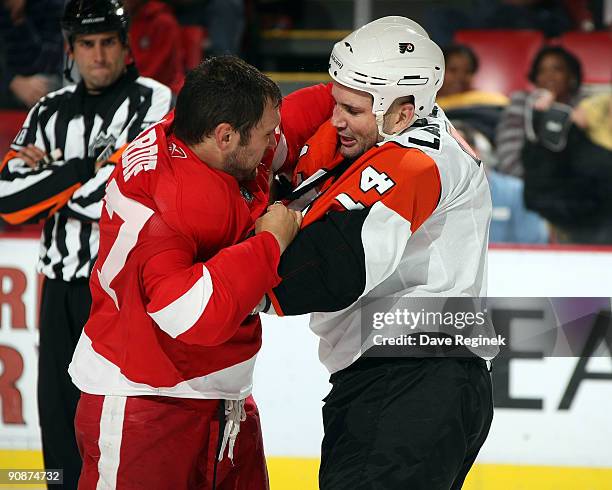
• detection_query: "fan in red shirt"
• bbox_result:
[126,0,185,93]
[69,56,333,489]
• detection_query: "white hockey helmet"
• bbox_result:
[328,16,445,121]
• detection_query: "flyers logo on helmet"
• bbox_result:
[398,42,414,54]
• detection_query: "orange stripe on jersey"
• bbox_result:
[0,182,81,224]
[384,146,441,232]
[301,142,441,233]
[267,289,285,317]
[0,150,18,173]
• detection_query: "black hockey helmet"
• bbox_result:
[61,0,130,47]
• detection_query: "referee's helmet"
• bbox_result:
[61,0,130,47]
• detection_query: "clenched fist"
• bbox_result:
[255,203,302,254]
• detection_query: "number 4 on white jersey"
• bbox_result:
[360,166,395,195]
[335,166,396,211]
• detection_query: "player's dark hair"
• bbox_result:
[442,43,479,74]
[527,45,582,95]
[174,56,282,146]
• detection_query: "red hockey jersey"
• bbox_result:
[69,84,334,398]
[69,117,279,398]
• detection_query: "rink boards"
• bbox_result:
[0,237,611,489]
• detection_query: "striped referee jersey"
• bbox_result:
[0,65,172,281]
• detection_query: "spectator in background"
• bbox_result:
[0,0,64,108]
[125,0,185,93]
[438,44,509,108]
[523,90,612,244]
[437,43,509,142]
[454,121,549,244]
[495,45,582,177]
[572,91,612,152]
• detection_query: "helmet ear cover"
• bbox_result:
[62,0,130,49]
[328,16,445,121]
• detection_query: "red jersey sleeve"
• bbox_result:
[139,146,283,346]
[268,83,335,175]
[142,227,281,346]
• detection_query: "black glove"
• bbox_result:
[525,95,573,152]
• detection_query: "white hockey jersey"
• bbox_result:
[268,109,496,373]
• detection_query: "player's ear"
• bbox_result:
[65,39,74,59]
[383,98,415,134]
[214,123,237,151]
[394,100,415,132]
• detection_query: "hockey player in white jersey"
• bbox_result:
[263,16,495,490]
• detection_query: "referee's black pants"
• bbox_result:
[319,357,493,490]
[38,278,91,490]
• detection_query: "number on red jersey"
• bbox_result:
[97,179,154,309]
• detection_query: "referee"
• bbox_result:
[0,0,171,487]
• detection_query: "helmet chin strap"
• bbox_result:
[375,111,419,140]
[63,56,75,83]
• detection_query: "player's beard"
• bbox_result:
[224,143,259,183]
[337,130,378,159]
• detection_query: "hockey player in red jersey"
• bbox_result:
[69,56,333,489]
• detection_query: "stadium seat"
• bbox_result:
[454,30,545,96]
[558,31,612,85]
[0,110,27,155]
